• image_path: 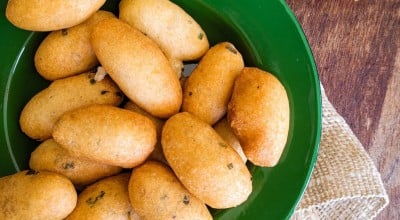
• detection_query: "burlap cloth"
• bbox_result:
[291,86,389,219]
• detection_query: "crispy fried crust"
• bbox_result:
[162,112,252,209]
[124,101,167,164]
[34,11,115,81]
[128,161,212,220]
[6,0,106,31]
[52,104,157,168]
[91,18,182,118]
[19,72,123,141]
[29,139,122,187]
[182,42,244,125]
[214,117,247,163]
[66,173,139,220]
[0,170,77,219]
[119,0,209,60]
[228,67,290,167]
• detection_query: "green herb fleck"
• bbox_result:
[183,195,190,205]
[227,163,234,170]
[86,190,105,207]
[100,90,109,95]
[218,142,228,148]
[225,44,238,54]
[62,162,75,170]
[26,169,39,175]
[160,194,168,200]
[61,29,68,36]
[198,32,204,40]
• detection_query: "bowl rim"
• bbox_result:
[279,0,322,216]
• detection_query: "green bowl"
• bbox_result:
[0,0,321,219]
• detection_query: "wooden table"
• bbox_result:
[286,0,399,219]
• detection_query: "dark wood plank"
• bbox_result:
[286,0,400,218]
[369,55,400,220]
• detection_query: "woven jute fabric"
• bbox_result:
[292,86,389,220]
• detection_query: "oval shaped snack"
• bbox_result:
[124,101,167,164]
[67,173,139,220]
[19,72,123,141]
[34,10,116,81]
[228,67,290,167]
[0,170,77,220]
[91,18,182,118]
[29,139,122,187]
[53,104,157,168]
[182,42,244,125]
[119,0,209,77]
[5,0,106,31]
[214,117,247,163]
[162,112,252,209]
[129,161,212,220]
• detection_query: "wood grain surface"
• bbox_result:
[286,0,399,219]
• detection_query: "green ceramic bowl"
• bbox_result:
[0,0,321,219]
